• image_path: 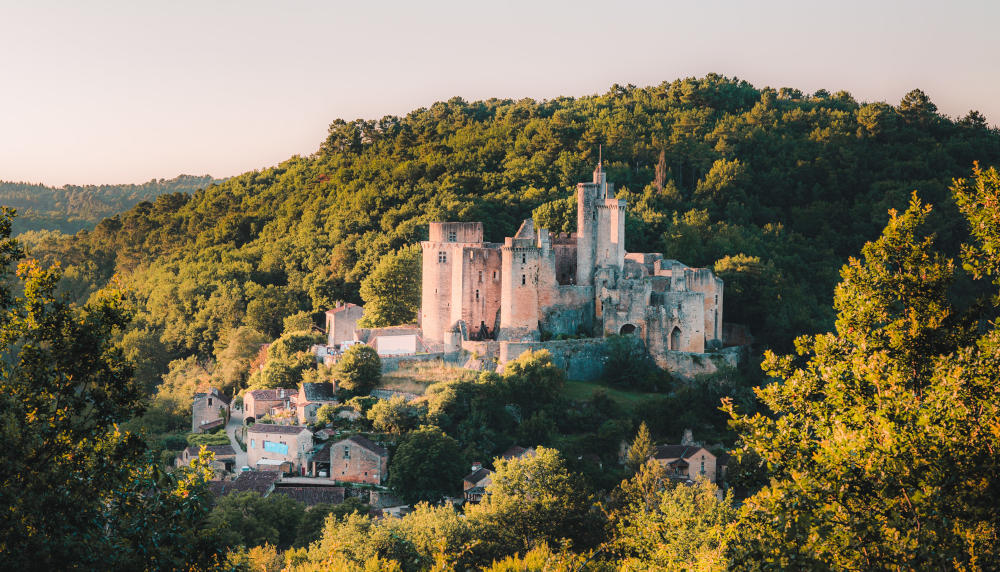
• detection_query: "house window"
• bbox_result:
[493,271,497,280]
[448,230,457,242]
[521,275,526,286]
[438,252,447,263]
[208,397,212,406]
[344,446,350,459]
[250,439,255,449]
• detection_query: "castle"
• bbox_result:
[419,163,726,373]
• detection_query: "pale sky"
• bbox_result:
[2,0,998,186]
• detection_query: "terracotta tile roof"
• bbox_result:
[208,471,280,497]
[247,389,294,401]
[326,303,362,315]
[271,485,346,507]
[247,423,312,435]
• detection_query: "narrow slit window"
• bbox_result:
[475,289,479,300]
[521,275,526,285]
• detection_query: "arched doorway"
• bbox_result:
[670,327,681,351]
[619,323,636,336]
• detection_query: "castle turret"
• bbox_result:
[577,162,625,285]
[499,220,541,341]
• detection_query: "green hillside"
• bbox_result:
[0,174,219,235]
[24,74,1000,375]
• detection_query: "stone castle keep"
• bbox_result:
[419,163,727,374]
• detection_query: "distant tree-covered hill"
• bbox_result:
[0,174,220,235]
[22,74,1000,381]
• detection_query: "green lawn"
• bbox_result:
[563,379,661,411]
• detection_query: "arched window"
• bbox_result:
[670,326,681,351]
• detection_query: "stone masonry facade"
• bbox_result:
[419,163,724,372]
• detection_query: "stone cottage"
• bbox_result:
[295,382,337,425]
[247,424,313,474]
[652,444,718,483]
[328,435,388,485]
[191,387,230,433]
[325,303,364,348]
[243,388,294,423]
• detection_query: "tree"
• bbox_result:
[213,325,269,391]
[336,344,381,395]
[367,394,425,434]
[282,310,316,334]
[610,466,735,570]
[358,245,421,327]
[467,446,602,559]
[293,497,369,548]
[388,425,466,503]
[0,208,222,568]
[206,491,305,550]
[625,421,656,471]
[724,192,1000,570]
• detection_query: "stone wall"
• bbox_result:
[329,440,387,485]
[652,345,742,380]
[498,337,621,381]
[378,352,464,373]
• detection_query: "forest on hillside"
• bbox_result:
[0,174,219,235]
[6,75,1000,569]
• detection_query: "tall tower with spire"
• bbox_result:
[576,158,625,286]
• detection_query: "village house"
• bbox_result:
[243,388,294,423]
[247,424,313,474]
[295,381,337,425]
[462,462,493,504]
[191,387,230,433]
[176,444,237,476]
[325,303,365,348]
[328,435,388,485]
[652,444,718,483]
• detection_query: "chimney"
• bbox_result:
[471,461,482,472]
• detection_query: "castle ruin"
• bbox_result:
[419,163,727,374]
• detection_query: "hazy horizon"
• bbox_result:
[3,0,998,186]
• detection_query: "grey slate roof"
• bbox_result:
[247,423,311,435]
[208,471,280,497]
[463,467,493,484]
[271,485,346,507]
[184,444,236,458]
[653,445,705,460]
[335,435,388,457]
[302,382,336,402]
